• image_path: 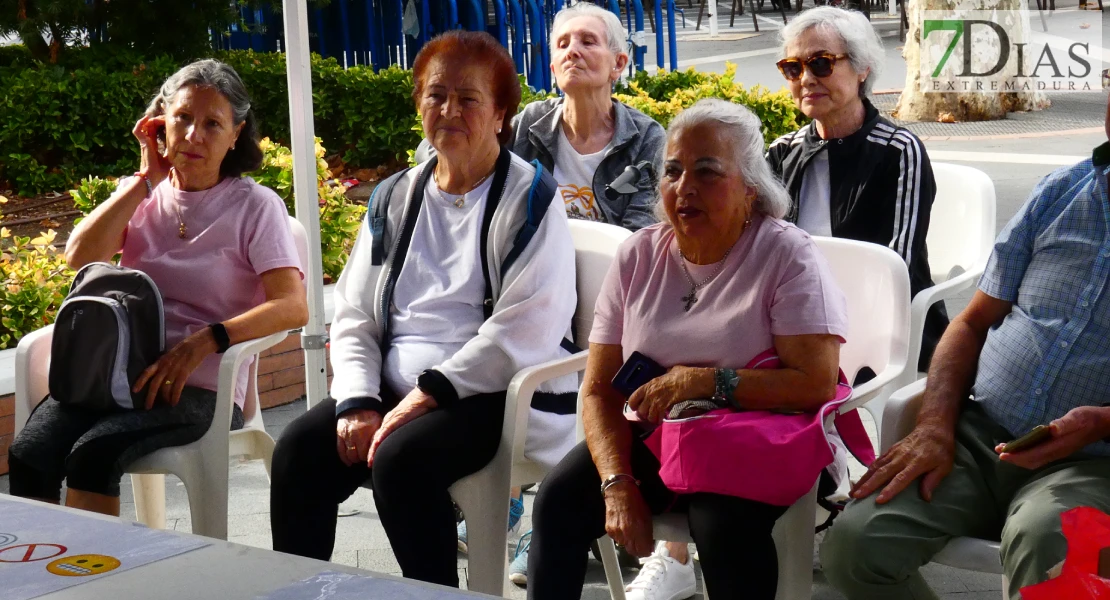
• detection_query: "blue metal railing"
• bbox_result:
[216,0,672,91]
[507,0,527,75]
[492,0,509,46]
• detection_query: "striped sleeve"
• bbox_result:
[874,123,929,264]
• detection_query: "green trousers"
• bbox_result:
[821,402,1110,600]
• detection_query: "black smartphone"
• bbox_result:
[611,351,666,397]
[1001,425,1053,454]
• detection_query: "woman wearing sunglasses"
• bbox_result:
[767,6,946,379]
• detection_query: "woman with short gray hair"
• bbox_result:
[8,59,308,517]
[768,6,947,376]
[527,98,849,600]
[512,3,665,230]
[780,5,884,97]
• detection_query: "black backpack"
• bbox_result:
[49,263,165,411]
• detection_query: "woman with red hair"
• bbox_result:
[268,31,579,589]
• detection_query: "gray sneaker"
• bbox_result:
[508,530,531,586]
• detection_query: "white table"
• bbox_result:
[1,494,494,600]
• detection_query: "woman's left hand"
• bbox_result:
[627,366,713,424]
[133,329,218,409]
[367,388,439,467]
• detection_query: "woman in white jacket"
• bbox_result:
[268,31,578,588]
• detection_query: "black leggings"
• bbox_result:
[269,393,504,588]
[528,425,788,600]
[10,387,242,499]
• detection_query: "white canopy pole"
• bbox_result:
[282,0,329,408]
[709,0,718,36]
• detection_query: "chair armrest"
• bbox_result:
[911,268,983,326]
[879,378,927,453]
[503,350,590,462]
[201,331,290,446]
[917,268,978,305]
[837,357,906,417]
[904,268,983,387]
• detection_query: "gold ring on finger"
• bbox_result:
[164,380,173,386]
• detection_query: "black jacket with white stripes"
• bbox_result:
[766,98,948,372]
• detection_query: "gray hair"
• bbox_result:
[780,6,884,97]
[658,99,792,220]
[550,4,628,58]
[144,59,262,177]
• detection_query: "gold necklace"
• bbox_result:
[170,171,218,239]
[434,167,494,208]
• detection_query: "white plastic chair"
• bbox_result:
[910,163,996,385]
[448,219,632,596]
[864,163,996,437]
[882,378,1007,597]
[598,237,912,600]
[13,216,310,541]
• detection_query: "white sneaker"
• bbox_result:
[625,541,697,600]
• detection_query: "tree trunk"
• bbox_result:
[894,0,1048,122]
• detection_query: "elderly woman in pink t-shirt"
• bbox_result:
[526,98,850,600]
[8,60,308,518]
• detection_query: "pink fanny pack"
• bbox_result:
[642,349,875,506]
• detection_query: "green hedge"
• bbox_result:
[1,48,804,196]
[1,54,181,195]
[614,63,808,145]
[0,49,423,196]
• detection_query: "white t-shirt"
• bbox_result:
[552,125,609,222]
[381,175,494,397]
[796,149,832,237]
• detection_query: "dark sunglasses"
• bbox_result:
[776,53,850,81]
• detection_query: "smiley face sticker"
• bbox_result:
[46,554,121,577]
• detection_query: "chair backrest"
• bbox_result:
[812,237,911,383]
[568,220,633,346]
[240,216,310,428]
[927,163,997,284]
[288,216,311,278]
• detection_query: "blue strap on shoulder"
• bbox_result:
[500,159,558,278]
[368,169,409,266]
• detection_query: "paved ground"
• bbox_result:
[3,9,1110,598]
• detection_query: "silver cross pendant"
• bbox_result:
[682,289,698,312]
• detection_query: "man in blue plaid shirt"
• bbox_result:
[823,95,1110,600]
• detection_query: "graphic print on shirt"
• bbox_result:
[561,184,602,221]
[553,120,609,224]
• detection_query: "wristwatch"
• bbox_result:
[714,368,741,410]
[208,322,230,353]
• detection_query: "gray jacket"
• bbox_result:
[416,97,665,231]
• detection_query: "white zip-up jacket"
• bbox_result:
[329,153,578,468]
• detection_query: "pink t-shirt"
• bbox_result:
[121,176,303,407]
[590,214,849,368]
